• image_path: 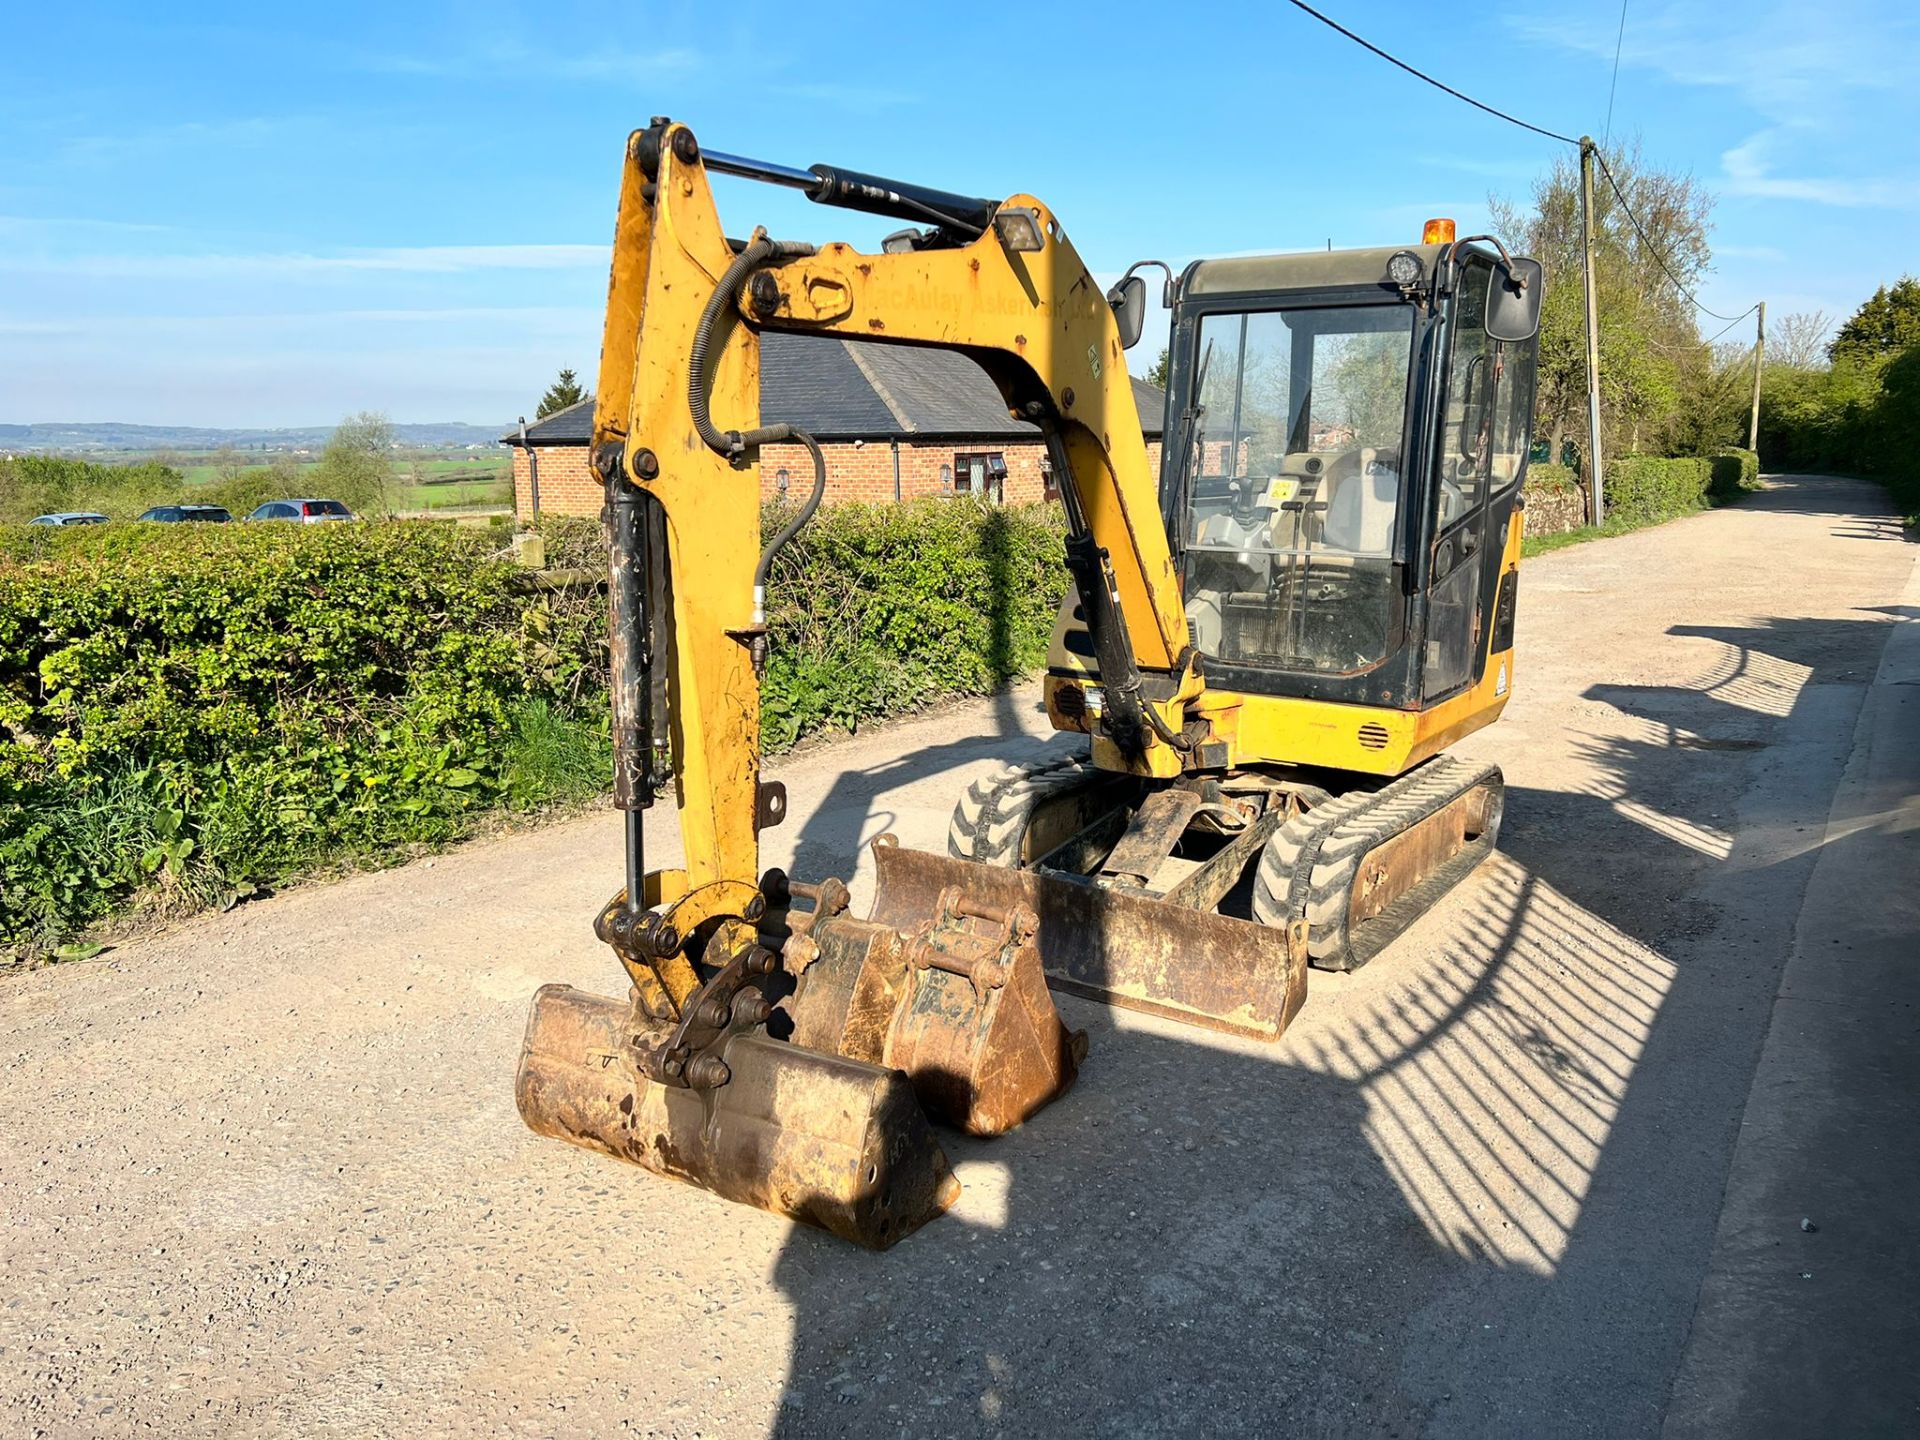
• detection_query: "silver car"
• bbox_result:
[28,511,110,525]
[248,498,356,523]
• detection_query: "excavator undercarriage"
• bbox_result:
[513,118,1543,1249]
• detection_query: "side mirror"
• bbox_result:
[1486,255,1544,341]
[1107,273,1148,350]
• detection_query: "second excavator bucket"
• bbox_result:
[865,840,1312,1043]
[516,983,960,1250]
[781,843,1087,1137]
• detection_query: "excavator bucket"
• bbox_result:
[864,841,1312,1043]
[516,983,960,1250]
[781,847,1087,1137]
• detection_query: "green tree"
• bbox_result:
[1829,278,1920,365]
[536,368,589,418]
[313,412,397,516]
[1143,348,1170,389]
[1491,139,1713,464]
[212,444,248,485]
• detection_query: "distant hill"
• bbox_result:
[0,421,511,453]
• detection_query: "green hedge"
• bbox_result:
[1600,451,1759,527]
[1760,348,1918,525]
[0,500,1068,960]
[0,523,609,958]
[1715,448,1761,491]
[760,499,1066,748]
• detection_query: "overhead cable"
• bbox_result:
[1590,149,1754,322]
[1282,0,1580,146]
[1603,0,1630,145]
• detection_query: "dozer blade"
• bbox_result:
[516,983,960,1250]
[866,841,1310,1043]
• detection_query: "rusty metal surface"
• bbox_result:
[888,890,1084,1136]
[1096,788,1204,887]
[785,876,1084,1137]
[868,842,1309,1043]
[1157,804,1285,915]
[515,984,958,1250]
[1346,789,1476,932]
[784,913,910,1065]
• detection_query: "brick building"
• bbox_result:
[504,331,1166,519]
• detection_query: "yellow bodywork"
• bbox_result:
[1045,506,1522,778]
[589,119,1515,899]
[517,121,1528,1249]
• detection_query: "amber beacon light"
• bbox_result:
[1422,217,1457,245]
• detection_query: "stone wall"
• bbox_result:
[1521,474,1588,538]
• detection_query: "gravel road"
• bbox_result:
[3,475,1914,1439]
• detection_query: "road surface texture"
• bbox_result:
[4,475,1916,1439]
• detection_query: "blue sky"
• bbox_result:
[3,1,1915,426]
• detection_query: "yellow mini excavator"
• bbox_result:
[515,118,1544,1248]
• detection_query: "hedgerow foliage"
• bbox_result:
[0,522,614,958]
[1761,348,1920,524]
[759,499,1067,749]
[1601,451,1758,527]
[0,455,187,523]
[0,500,1070,959]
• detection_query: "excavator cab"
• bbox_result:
[1168,241,1540,716]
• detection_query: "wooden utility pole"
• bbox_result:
[1747,300,1767,453]
[1579,137,1605,525]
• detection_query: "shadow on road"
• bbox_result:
[757,476,1911,1436]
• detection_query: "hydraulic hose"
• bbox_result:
[687,233,828,636]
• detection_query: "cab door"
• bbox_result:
[1422,254,1530,702]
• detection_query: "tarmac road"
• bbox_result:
[3,474,1915,1438]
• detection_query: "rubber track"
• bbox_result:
[1251,756,1504,973]
[947,750,1103,865]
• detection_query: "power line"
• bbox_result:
[1603,0,1629,145]
[1590,149,1752,322]
[1281,0,1579,146]
[1702,307,1761,346]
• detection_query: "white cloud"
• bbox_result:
[0,306,598,339]
[1720,131,1913,209]
[5,243,608,280]
[363,41,699,81]
[58,115,306,164]
[1506,0,1919,121]
[0,214,177,236]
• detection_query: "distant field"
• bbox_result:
[402,477,512,511]
[171,457,512,513]
[5,448,515,522]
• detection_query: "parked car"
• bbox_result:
[138,504,233,523]
[27,512,110,526]
[247,499,356,523]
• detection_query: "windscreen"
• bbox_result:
[1180,303,1414,675]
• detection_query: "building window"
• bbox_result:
[953,451,1007,503]
[1040,455,1058,501]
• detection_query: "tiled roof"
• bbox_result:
[506,333,1165,446]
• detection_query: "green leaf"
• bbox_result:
[441,767,481,788]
